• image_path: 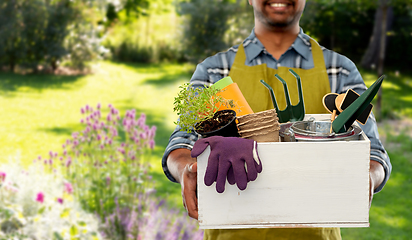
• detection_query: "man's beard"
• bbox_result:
[254,9,303,29]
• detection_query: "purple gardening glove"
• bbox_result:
[191,136,262,193]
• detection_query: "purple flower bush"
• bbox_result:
[100,192,203,240]
[41,104,156,218]
[37,104,203,239]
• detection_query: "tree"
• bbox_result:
[177,0,251,63]
[0,0,26,71]
[0,0,107,72]
[360,0,412,119]
[302,0,412,120]
[301,1,376,62]
[43,0,76,71]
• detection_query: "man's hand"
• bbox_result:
[369,160,385,208]
[181,162,198,219]
[167,149,198,219]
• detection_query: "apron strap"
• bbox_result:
[309,38,327,72]
[232,43,247,67]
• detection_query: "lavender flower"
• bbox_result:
[101,196,204,240]
[37,104,158,238]
[106,176,111,186]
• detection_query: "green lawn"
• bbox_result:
[1,62,411,238]
[0,61,193,207]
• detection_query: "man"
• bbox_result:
[162,0,392,239]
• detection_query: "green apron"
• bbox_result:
[204,38,341,240]
[230,38,330,114]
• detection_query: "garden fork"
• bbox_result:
[260,69,305,123]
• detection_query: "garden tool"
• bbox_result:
[322,93,340,133]
[323,90,373,126]
[191,136,262,193]
[260,69,305,123]
[331,75,385,133]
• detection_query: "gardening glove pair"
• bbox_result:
[191,136,262,193]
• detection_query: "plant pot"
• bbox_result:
[195,109,239,138]
[236,109,280,142]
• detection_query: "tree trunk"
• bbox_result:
[361,0,393,121]
[51,58,58,72]
[360,2,393,70]
[376,2,388,121]
[9,54,15,72]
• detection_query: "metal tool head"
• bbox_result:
[260,69,305,123]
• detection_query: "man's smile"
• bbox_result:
[266,1,293,12]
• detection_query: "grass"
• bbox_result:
[1,62,411,238]
[0,61,194,208]
[360,69,412,119]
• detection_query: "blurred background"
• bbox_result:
[0,0,411,239]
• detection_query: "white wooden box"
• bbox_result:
[197,114,370,229]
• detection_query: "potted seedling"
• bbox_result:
[173,83,239,138]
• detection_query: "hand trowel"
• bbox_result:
[332,75,385,133]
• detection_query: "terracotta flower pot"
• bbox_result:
[195,109,239,138]
[236,109,280,142]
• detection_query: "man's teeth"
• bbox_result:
[270,3,287,7]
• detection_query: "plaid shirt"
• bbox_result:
[162,29,391,193]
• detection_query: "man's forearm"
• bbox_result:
[167,148,196,183]
[370,160,385,192]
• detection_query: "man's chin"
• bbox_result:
[267,20,290,28]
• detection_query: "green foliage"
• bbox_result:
[0,0,105,72]
[108,41,154,63]
[123,0,150,17]
[384,3,412,70]
[301,1,376,62]
[173,83,234,132]
[302,0,412,70]
[105,40,184,63]
[177,0,250,63]
[104,0,253,64]
[103,7,185,64]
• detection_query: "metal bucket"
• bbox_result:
[279,121,363,142]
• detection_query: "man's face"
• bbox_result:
[249,0,306,29]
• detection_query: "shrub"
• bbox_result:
[41,104,156,220]
[0,0,106,72]
[34,103,205,239]
[177,0,249,63]
[100,194,204,240]
[107,41,154,63]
